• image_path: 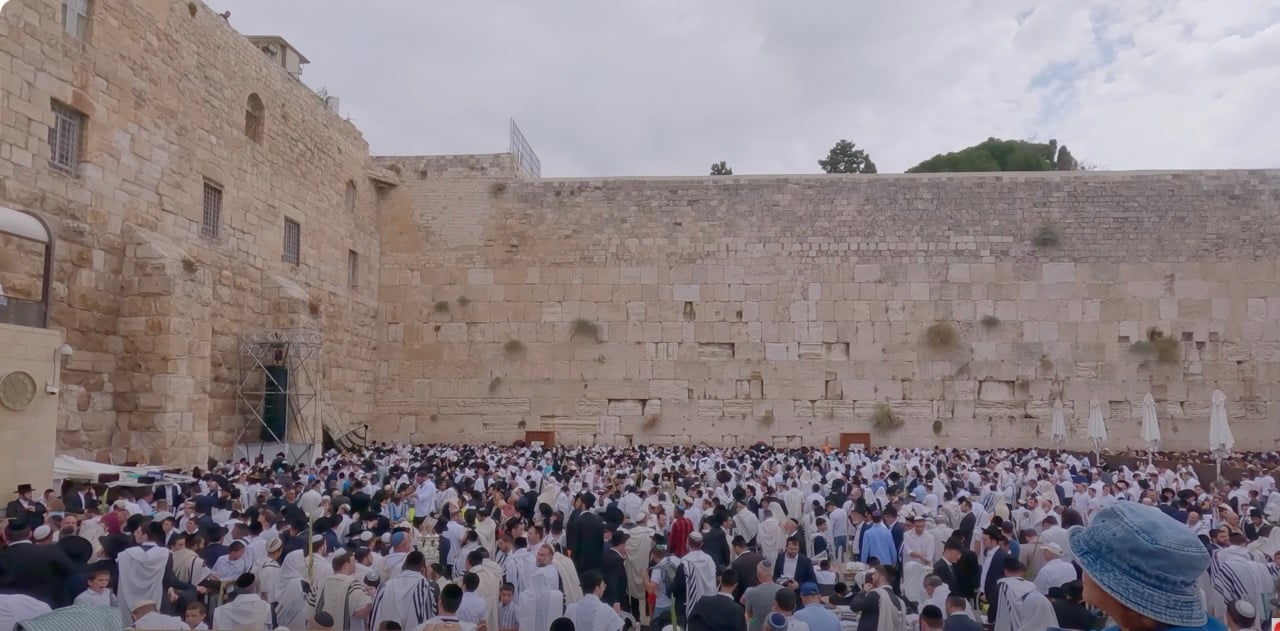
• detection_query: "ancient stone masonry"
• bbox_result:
[0,0,381,465]
[2,1,1279,464]
[375,164,1280,450]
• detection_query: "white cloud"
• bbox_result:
[208,0,1280,175]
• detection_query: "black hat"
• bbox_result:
[15,484,32,494]
[610,531,630,547]
[235,572,256,590]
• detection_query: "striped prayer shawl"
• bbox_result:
[370,570,438,629]
[680,550,718,615]
[1208,547,1274,619]
[498,601,519,630]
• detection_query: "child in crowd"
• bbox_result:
[497,583,519,631]
[73,569,117,608]
[184,601,209,630]
[815,559,838,594]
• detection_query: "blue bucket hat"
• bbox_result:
[1068,502,1209,627]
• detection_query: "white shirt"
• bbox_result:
[456,592,487,625]
[416,615,476,631]
[0,593,51,631]
[132,610,188,630]
[1033,558,1076,595]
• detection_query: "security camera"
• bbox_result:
[58,344,73,356]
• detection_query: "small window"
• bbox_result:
[61,0,89,40]
[283,218,300,264]
[345,180,357,213]
[245,93,265,143]
[200,181,222,239]
[48,101,85,173]
[348,250,359,288]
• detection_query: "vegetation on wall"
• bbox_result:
[434,301,450,313]
[710,161,733,176]
[571,318,603,343]
[925,322,958,351]
[1032,225,1060,248]
[871,403,902,431]
[980,314,1001,329]
[503,339,525,356]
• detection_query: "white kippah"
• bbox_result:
[1231,599,1255,618]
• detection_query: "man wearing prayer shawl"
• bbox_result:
[501,537,536,598]
[475,509,497,558]
[466,548,505,631]
[212,573,272,631]
[118,523,191,624]
[758,509,786,563]
[308,551,373,630]
[622,513,656,620]
[275,538,327,631]
[566,570,624,631]
[518,565,564,631]
[670,532,717,628]
[550,545,584,604]
[993,558,1058,631]
[369,551,437,630]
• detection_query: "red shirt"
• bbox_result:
[669,516,693,557]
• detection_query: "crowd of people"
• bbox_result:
[0,442,1277,631]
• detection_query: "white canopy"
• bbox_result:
[1209,389,1234,455]
[1141,393,1161,451]
[1050,399,1067,446]
[52,455,194,487]
[1087,399,1108,452]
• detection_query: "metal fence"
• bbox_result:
[509,118,541,178]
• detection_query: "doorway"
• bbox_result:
[838,432,871,452]
[523,430,555,447]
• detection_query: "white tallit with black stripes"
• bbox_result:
[679,548,718,615]
[369,568,438,630]
[1207,545,1275,620]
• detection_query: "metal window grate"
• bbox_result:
[48,101,84,172]
[201,181,222,239]
[347,250,359,288]
[283,218,300,264]
[62,0,89,39]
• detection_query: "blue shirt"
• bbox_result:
[859,523,898,565]
[1102,620,1224,631]
[794,603,841,631]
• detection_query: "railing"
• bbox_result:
[509,118,541,178]
[0,296,47,328]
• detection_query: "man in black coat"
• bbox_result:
[688,568,747,631]
[565,492,605,575]
[933,540,962,594]
[979,527,1009,615]
[772,537,817,586]
[701,513,731,569]
[600,531,631,612]
[0,521,79,607]
[728,536,762,602]
[5,484,40,527]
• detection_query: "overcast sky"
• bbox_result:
[207,0,1280,177]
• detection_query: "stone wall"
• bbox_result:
[0,0,383,465]
[374,166,1280,451]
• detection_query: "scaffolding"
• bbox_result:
[235,329,323,465]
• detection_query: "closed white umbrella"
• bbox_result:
[1209,389,1234,480]
[1087,399,1107,464]
[1050,399,1067,447]
[1141,393,1161,464]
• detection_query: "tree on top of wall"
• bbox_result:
[818,139,877,174]
[710,161,733,176]
[907,138,1084,173]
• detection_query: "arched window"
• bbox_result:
[345,180,357,213]
[244,93,264,143]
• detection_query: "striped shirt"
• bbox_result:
[497,601,519,631]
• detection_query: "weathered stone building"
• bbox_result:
[1,0,1278,471]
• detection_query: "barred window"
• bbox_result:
[348,250,359,288]
[283,218,300,264]
[48,101,85,172]
[201,181,222,239]
[61,0,89,40]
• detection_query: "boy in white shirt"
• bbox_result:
[73,569,118,607]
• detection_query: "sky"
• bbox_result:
[207,0,1280,177]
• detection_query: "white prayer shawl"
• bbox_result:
[369,569,435,630]
[1210,546,1274,619]
[473,558,505,631]
[518,566,564,631]
[565,594,624,631]
[171,547,211,585]
[132,611,187,629]
[251,557,281,605]
[552,552,584,603]
[623,524,656,601]
[502,548,536,598]
[871,585,907,631]
[276,549,314,631]
[380,550,407,582]
[212,592,272,631]
[901,560,931,605]
[759,517,785,562]
[680,549,718,615]
[475,517,497,558]
[310,573,361,630]
[994,577,1059,631]
[117,543,170,622]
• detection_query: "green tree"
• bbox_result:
[709,161,733,176]
[907,137,1083,173]
[819,139,877,173]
